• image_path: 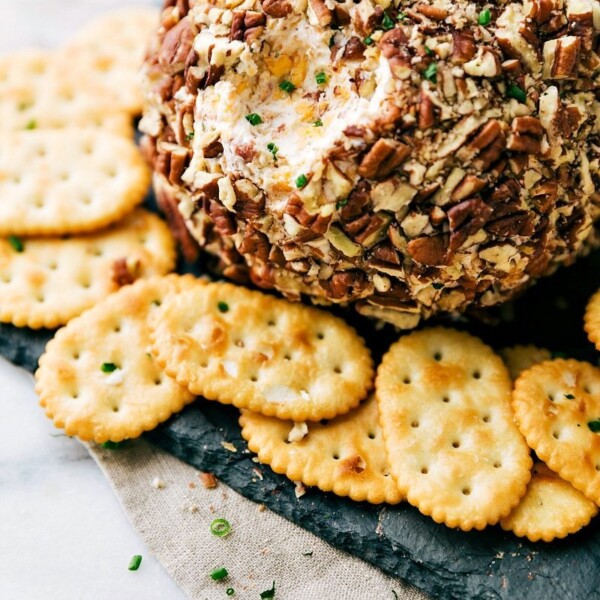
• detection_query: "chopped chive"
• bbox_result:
[295,174,308,188]
[397,12,407,21]
[217,301,229,313]
[478,9,491,26]
[245,113,263,126]
[336,197,349,210]
[507,83,527,103]
[432,282,444,290]
[315,72,327,85]
[7,235,24,253]
[128,555,142,571]
[424,45,433,56]
[364,36,373,45]
[101,362,118,373]
[423,62,437,83]
[101,441,123,450]
[381,11,394,30]
[226,589,235,596]
[25,119,37,130]
[210,567,228,581]
[185,131,195,142]
[210,518,232,537]
[267,142,279,160]
[329,34,336,48]
[588,420,600,433]
[313,119,323,127]
[279,80,296,93]
[259,582,276,599]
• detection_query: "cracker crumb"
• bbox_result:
[187,482,196,489]
[287,421,309,443]
[252,468,263,481]
[294,481,307,499]
[152,477,166,489]
[199,471,218,489]
[258,504,266,512]
[105,368,125,386]
[187,503,199,514]
[221,441,237,452]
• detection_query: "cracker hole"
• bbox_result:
[552,431,560,440]
[267,319,276,327]
[59,172,70,181]
[595,465,600,472]
[433,351,442,361]
[368,432,376,440]
[47,262,58,271]
[284,353,291,360]
[462,487,471,496]
[12,176,21,184]
[235,339,245,348]
[72,393,79,399]
[73,352,80,360]
[113,406,120,413]
[584,386,591,394]
[493,461,502,469]
[411,421,419,428]
[442,396,450,403]
[113,325,121,333]
[482,415,491,423]
[333,366,342,374]
[200,361,208,368]
[403,376,411,385]
[250,375,258,383]
[37,146,46,157]
[452,440,460,449]
[332,454,340,460]
[154,378,162,386]
[36,294,45,303]
[316,332,325,340]
[91,247,103,257]
[472,371,481,380]
[320,419,329,426]
[548,393,555,402]
[420,467,428,475]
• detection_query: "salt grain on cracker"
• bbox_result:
[150,282,374,421]
[239,395,401,505]
[376,328,532,531]
[512,359,600,505]
[0,129,150,236]
[500,462,598,542]
[58,7,159,115]
[0,209,175,329]
[35,276,196,443]
[584,289,600,352]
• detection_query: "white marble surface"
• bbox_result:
[0,358,186,600]
[0,1,186,598]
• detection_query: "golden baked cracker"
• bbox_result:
[0,50,132,136]
[0,209,175,329]
[35,276,196,443]
[584,288,600,351]
[239,396,402,505]
[376,328,532,531]
[512,359,600,504]
[58,7,159,114]
[499,345,552,381]
[500,462,598,542]
[0,129,150,236]
[150,282,374,421]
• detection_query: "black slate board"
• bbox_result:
[3,199,600,600]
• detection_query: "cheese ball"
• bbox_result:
[141,0,600,328]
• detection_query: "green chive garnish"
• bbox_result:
[101,441,123,450]
[364,36,373,45]
[478,9,491,26]
[423,63,437,83]
[565,393,575,400]
[381,11,394,30]
[245,113,263,126]
[279,80,296,93]
[267,142,279,160]
[425,46,433,56]
[217,301,229,313]
[128,555,142,571]
[210,567,228,581]
[260,582,276,599]
[329,34,336,48]
[210,518,232,537]
[8,235,24,253]
[295,174,308,188]
[315,72,327,85]
[507,84,527,103]
[397,12,407,21]
[336,198,349,210]
[432,282,443,290]
[313,119,323,127]
[185,131,195,142]
[589,420,600,433]
[101,362,117,373]
[25,119,37,130]
[226,589,235,596]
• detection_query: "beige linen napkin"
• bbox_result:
[88,439,429,600]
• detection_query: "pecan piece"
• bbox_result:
[451,175,486,202]
[451,30,476,64]
[343,37,366,61]
[111,257,138,287]
[447,198,493,251]
[261,0,292,18]
[358,139,411,179]
[416,4,448,20]
[321,271,369,300]
[486,212,535,237]
[407,235,449,266]
[159,17,194,75]
[238,229,270,261]
[379,28,412,79]
[542,37,581,80]
[308,0,332,26]
[507,116,544,154]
